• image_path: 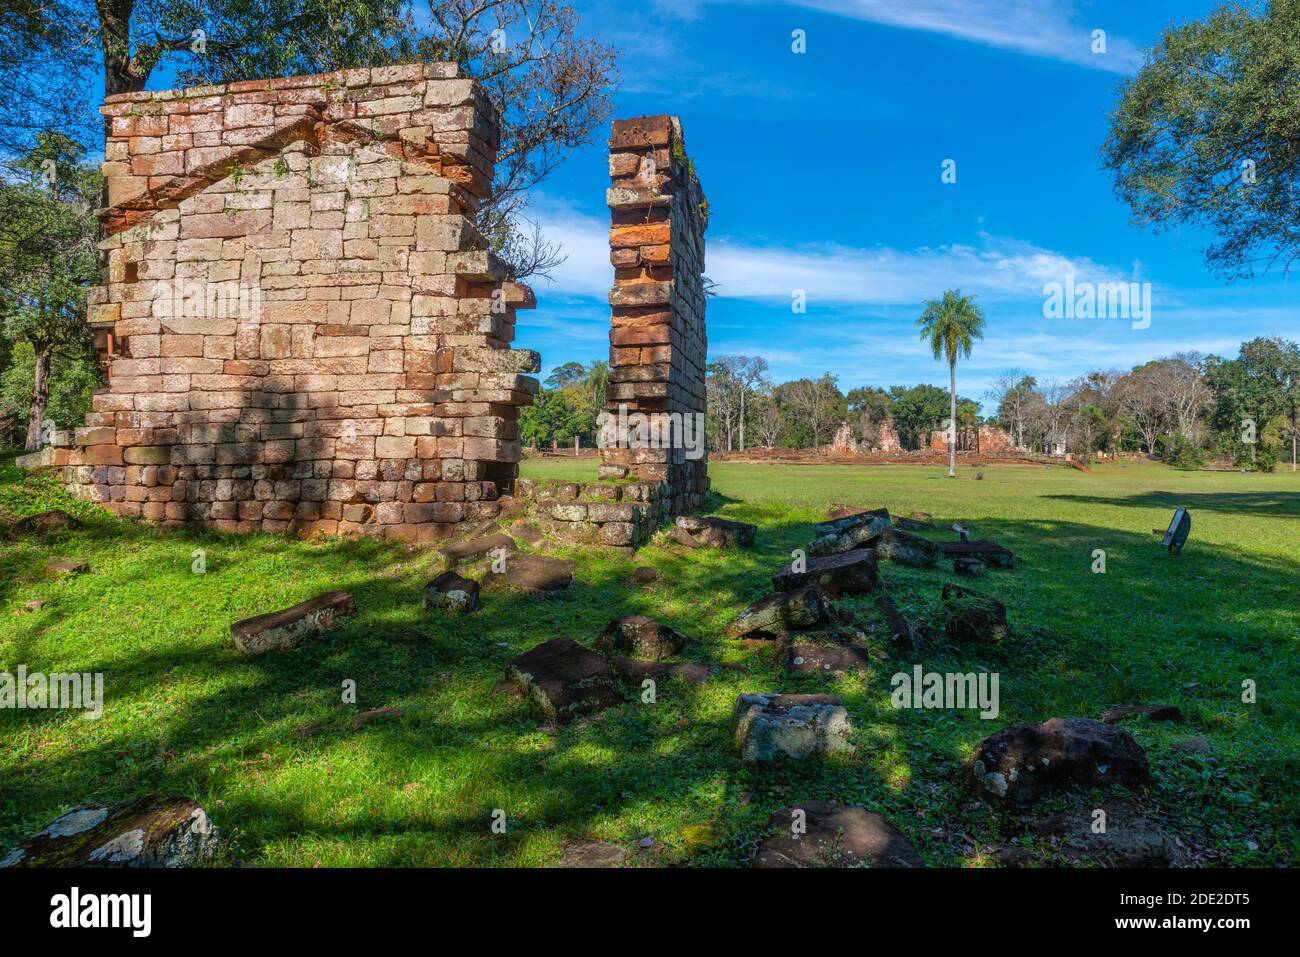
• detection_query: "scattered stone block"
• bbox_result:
[632,566,660,584]
[1,795,219,868]
[941,583,1008,643]
[780,639,874,675]
[862,527,939,567]
[1102,703,1183,724]
[667,525,703,548]
[595,615,688,659]
[507,520,545,546]
[952,556,986,577]
[1172,736,1212,754]
[230,590,355,658]
[437,533,516,571]
[725,585,830,638]
[752,801,924,868]
[876,593,920,656]
[809,508,892,555]
[14,509,80,536]
[732,692,853,762]
[673,515,756,548]
[559,840,629,868]
[21,599,45,613]
[772,548,878,597]
[993,800,1182,867]
[505,637,622,722]
[353,707,402,730]
[965,717,1150,807]
[482,554,575,594]
[422,571,480,614]
[611,657,714,686]
[46,559,89,576]
[910,510,933,525]
[936,539,1016,568]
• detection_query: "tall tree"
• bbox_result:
[917,289,985,477]
[988,370,1036,449]
[1102,0,1300,277]
[0,134,101,449]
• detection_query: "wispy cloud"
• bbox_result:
[772,0,1142,73]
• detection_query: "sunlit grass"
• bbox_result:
[1,454,1297,865]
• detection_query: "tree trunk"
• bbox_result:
[948,360,957,478]
[739,388,746,452]
[24,345,52,451]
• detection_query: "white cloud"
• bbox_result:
[531,198,1137,306]
[778,0,1143,73]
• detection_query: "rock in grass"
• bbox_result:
[505,637,622,723]
[507,520,545,546]
[779,638,874,675]
[229,590,355,658]
[941,583,1008,643]
[595,615,688,660]
[936,539,1016,568]
[772,548,878,597]
[632,566,660,584]
[674,515,756,548]
[965,717,1149,807]
[1101,703,1183,724]
[725,585,830,638]
[422,571,480,614]
[436,533,516,571]
[732,693,853,762]
[952,556,987,577]
[808,508,892,555]
[752,801,924,868]
[862,527,939,567]
[482,554,575,594]
[668,525,703,548]
[353,707,402,730]
[0,795,219,868]
[21,599,45,613]
[610,657,714,686]
[876,592,921,656]
[46,559,89,576]
[559,840,629,868]
[993,800,1182,868]
[14,509,80,536]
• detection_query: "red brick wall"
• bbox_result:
[599,115,708,516]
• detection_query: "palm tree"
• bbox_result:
[917,290,986,478]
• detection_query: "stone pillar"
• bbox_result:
[62,62,539,542]
[600,115,708,517]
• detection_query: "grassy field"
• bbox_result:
[1,454,1297,866]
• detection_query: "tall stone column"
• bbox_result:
[601,115,709,516]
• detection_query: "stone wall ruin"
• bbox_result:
[57,63,540,542]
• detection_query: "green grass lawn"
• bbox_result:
[2,454,1297,866]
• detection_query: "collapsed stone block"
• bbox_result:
[732,693,854,762]
[772,548,877,597]
[1,795,220,868]
[230,590,355,657]
[965,717,1150,807]
[751,801,924,868]
[505,636,623,723]
[725,585,830,638]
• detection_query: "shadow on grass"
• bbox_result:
[3,491,1299,866]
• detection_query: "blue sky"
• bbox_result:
[521,0,1299,405]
